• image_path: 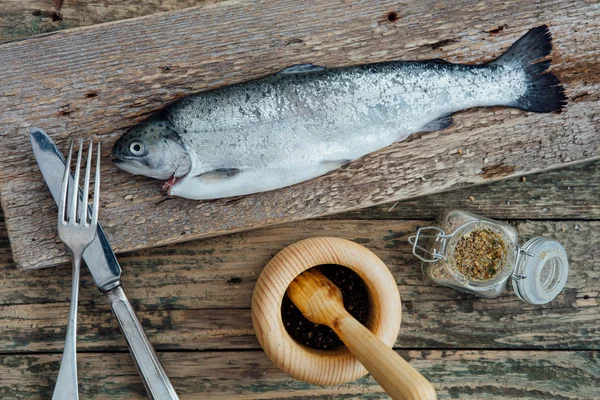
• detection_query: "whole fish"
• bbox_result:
[112,25,565,200]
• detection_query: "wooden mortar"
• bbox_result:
[251,237,402,385]
[287,269,436,399]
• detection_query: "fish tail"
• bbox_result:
[491,25,566,112]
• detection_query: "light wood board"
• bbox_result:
[1,0,599,270]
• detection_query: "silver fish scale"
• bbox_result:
[167,62,526,179]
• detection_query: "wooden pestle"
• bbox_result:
[287,269,437,400]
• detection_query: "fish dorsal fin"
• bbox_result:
[195,168,241,182]
[321,159,353,169]
[428,58,452,65]
[278,64,326,75]
[420,115,454,132]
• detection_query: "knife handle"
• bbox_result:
[105,285,179,400]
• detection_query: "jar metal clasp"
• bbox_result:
[408,226,452,263]
[510,246,535,281]
[409,220,504,264]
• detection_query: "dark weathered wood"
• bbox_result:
[2,288,598,353]
[0,0,206,44]
[0,350,598,399]
[327,160,600,221]
[1,0,599,270]
[3,218,597,307]
[2,218,597,353]
[0,305,258,352]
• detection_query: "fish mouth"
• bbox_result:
[111,156,134,170]
[111,152,132,164]
[111,156,155,178]
[162,174,185,195]
[112,154,139,163]
[112,156,128,169]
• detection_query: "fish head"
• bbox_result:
[111,117,192,180]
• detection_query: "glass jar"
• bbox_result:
[408,210,568,304]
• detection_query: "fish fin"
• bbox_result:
[278,64,326,75]
[428,58,453,65]
[491,25,566,112]
[321,159,352,169]
[223,195,246,205]
[420,115,454,132]
[195,168,241,181]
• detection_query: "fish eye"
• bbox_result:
[129,141,145,156]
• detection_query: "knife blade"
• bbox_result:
[30,128,178,400]
[30,128,121,291]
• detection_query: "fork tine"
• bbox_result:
[59,140,74,224]
[69,138,84,223]
[91,142,101,228]
[81,139,93,226]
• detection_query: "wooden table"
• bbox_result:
[2,162,599,399]
[1,2,599,399]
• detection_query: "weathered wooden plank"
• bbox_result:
[3,0,598,227]
[1,0,599,271]
[1,0,596,228]
[3,219,597,307]
[0,0,206,44]
[2,289,598,353]
[0,305,258,352]
[0,350,597,399]
[327,160,600,221]
[3,0,598,226]
[2,219,597,352]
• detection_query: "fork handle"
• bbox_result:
[105,286,179,400]
[53,258,81,400]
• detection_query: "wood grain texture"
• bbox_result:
[0,350,598,399]
[0,0,208,44]
[1,0,599,271]
[2,219,598,353]
[326,160,600,221]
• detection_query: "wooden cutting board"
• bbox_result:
[1,0,598,270]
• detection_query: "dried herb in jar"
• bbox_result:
[453,228,506,281]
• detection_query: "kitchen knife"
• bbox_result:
[30,128,178,400]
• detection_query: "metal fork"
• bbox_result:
[53,139,101,400]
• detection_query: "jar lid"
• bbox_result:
[511,237,569,304]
